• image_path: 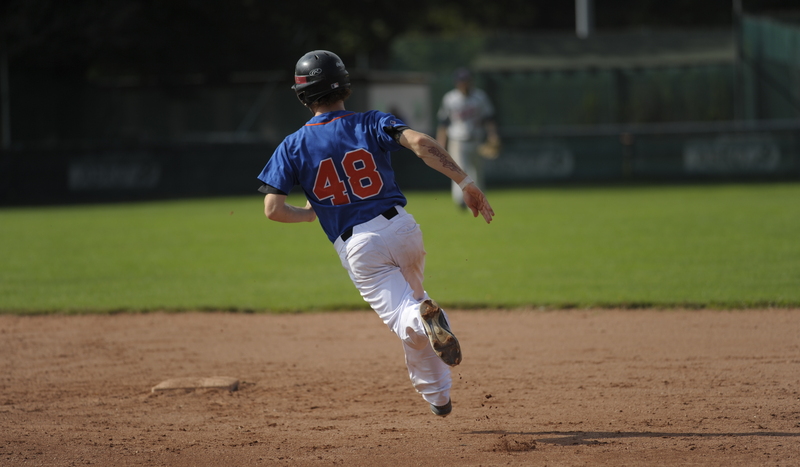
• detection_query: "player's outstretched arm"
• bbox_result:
[264,194,317,223]
[399,129,463,180]
[398,129,494,223]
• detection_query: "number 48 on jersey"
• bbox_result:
[313,149,384,205]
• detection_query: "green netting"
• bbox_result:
[741,15,800,120]
[396,32,736,127]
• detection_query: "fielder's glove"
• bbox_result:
[478,138,501,160]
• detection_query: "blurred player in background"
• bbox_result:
[436,68,501,209]
[257,50,494,417]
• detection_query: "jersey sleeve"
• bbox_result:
[257,183,287,195]
[374,111,407,152]
[256,142,298,195]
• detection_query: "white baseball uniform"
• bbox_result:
[438,87,495,205]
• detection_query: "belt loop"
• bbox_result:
[383,206,398,219]
[340,226,354,242]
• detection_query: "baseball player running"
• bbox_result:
[257,50,494,417]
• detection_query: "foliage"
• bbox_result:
[2,0,797,78]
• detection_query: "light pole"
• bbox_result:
[576,0,595,39]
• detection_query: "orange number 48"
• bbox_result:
[313,149,384,205]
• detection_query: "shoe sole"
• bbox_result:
[420,299,462,367]
[430,399,452,416]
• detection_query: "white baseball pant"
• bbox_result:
[334,206,453,407]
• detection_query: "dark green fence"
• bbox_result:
[489,120,799,185]
[396,29,738,127]
[740,14,800,120]
[3,21,800,206]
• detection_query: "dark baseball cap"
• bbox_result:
[454,68,472,82]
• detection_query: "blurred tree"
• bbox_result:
[0,0,797,79]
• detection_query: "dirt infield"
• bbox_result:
[1,309,798,466]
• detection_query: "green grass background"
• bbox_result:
[1,183,798,313]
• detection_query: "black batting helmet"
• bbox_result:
[292,50,350,106]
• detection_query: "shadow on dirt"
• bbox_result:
[470,430,800,446]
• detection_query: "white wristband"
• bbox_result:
[458,176,474,190]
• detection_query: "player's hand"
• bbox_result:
[463,184,494,223]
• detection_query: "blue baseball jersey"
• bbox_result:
[257,110,409,242]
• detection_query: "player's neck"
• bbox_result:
[313,101,346,116]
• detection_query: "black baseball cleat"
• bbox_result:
[419,299,462,366]
[430,399,452,417]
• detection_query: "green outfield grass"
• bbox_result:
[1,182,799,313]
